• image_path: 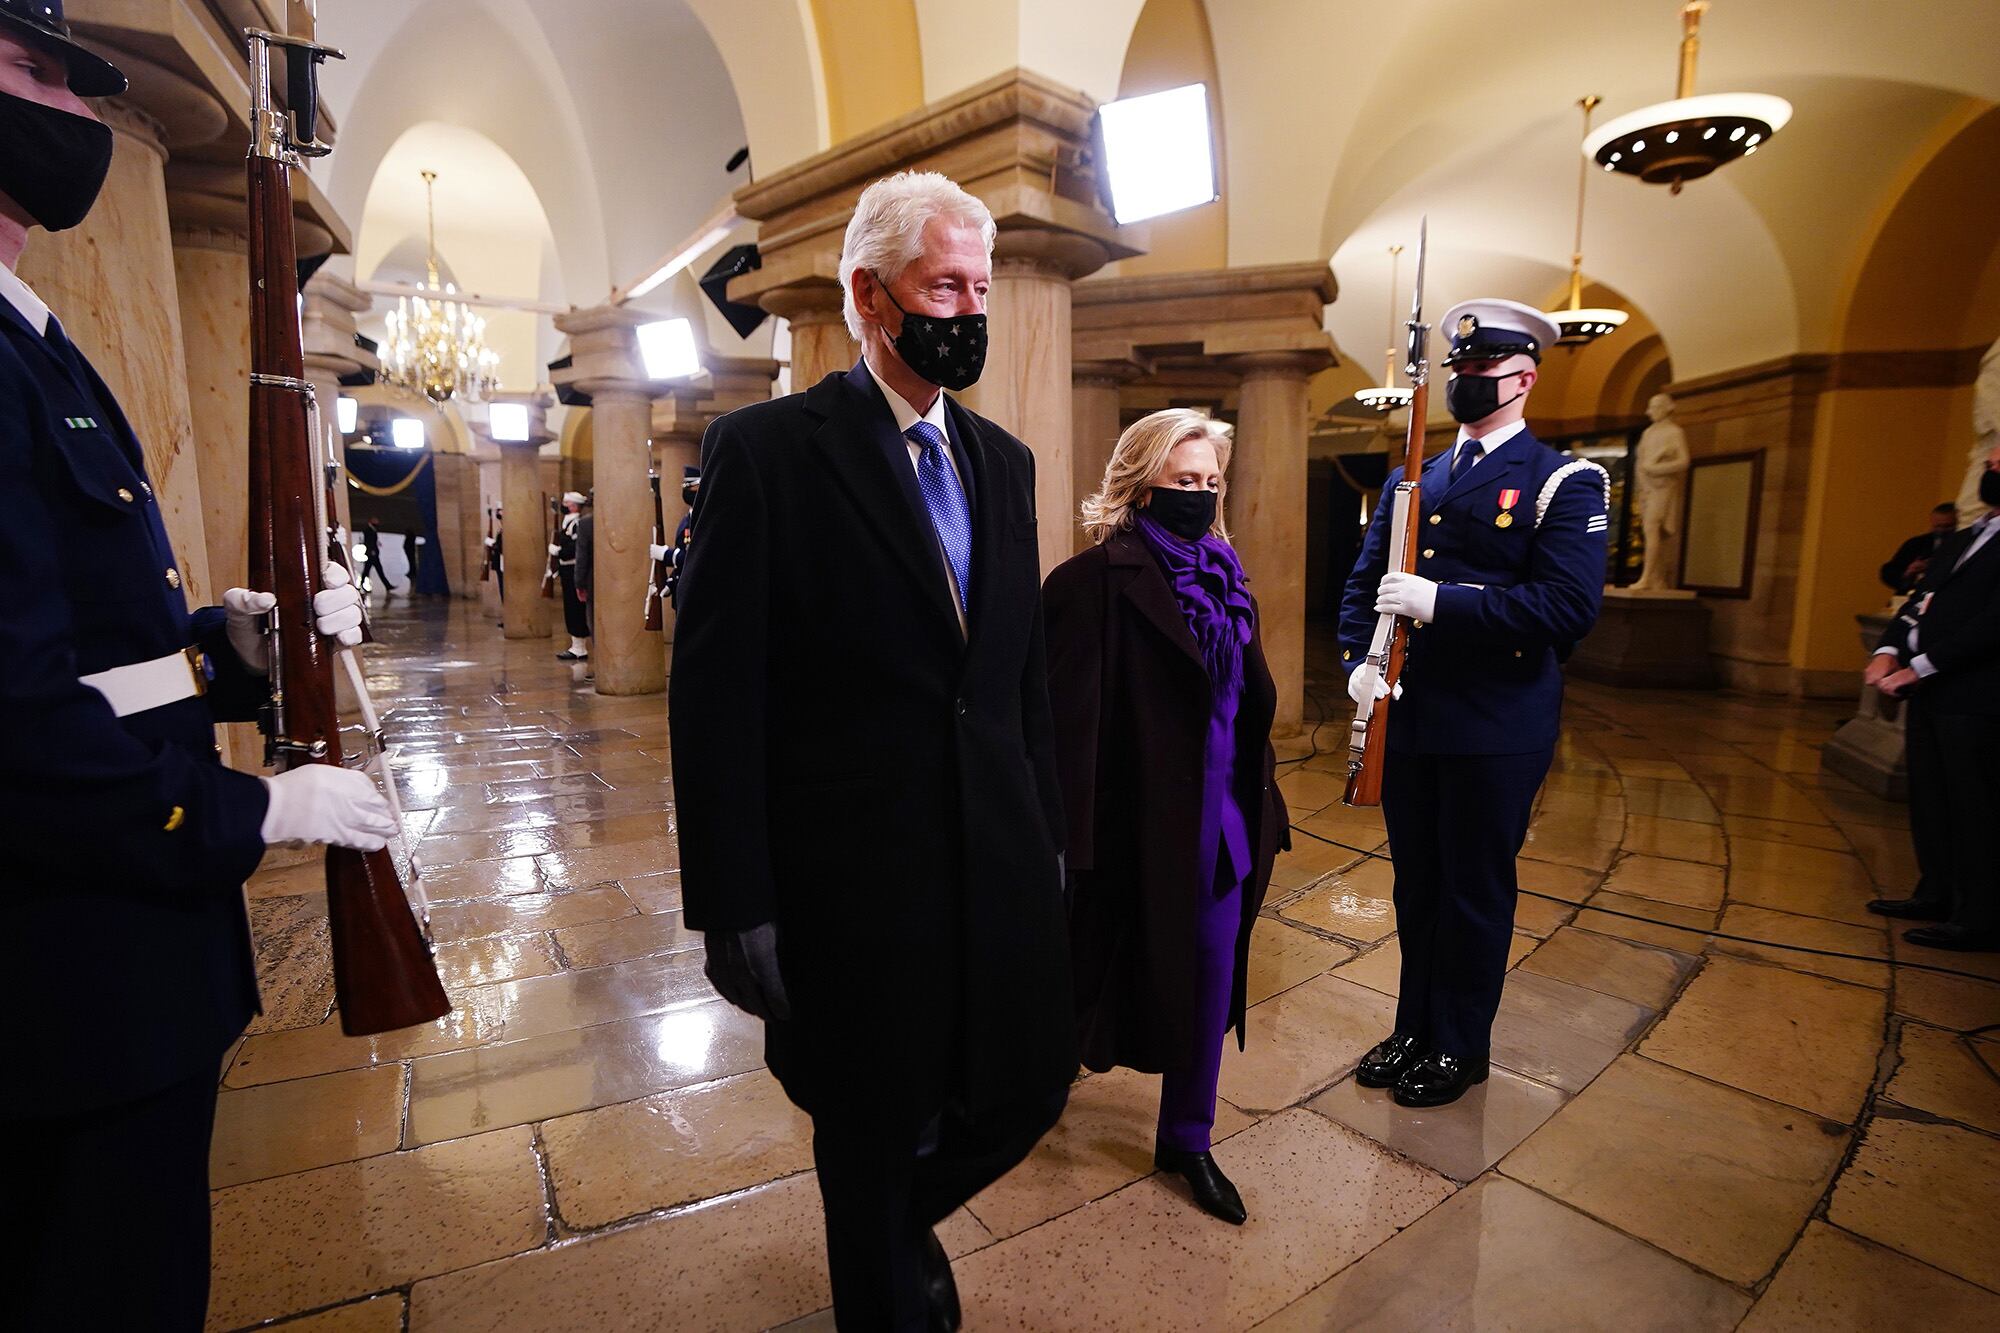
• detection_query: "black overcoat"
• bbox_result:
[1042,529,1289,1076]
[670,363,1075,1130]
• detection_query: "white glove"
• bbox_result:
[223,587,277,674]
[223,564,365,672]
[483,536,496,548]
[315,563,365,647]
[648,543,670,562]
[1375,571,1440,624]
[548,543,563,556]
[261,765,397,851]
[1346,660,1403,706]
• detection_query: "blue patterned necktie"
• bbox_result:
[907,420,973,613]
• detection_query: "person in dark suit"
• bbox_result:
[1865,444,2000,951]
[670,170,1072,1332]
[1044,409,1289,1226]
[1339,299,1608,1108]
[0,8,391,1326]
[358,516,393,593]
[1878,502,1959,594]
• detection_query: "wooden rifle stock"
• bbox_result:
[1345,219,1431,808]
[540,497,559,598]
[246,30,448,1036]
[643,473,666,632]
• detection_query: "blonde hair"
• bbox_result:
[838,171,996,340]
[1080,408,1233,544]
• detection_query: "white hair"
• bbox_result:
[838,171,996,340]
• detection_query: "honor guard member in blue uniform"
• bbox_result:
[1339,298,1608,1107]
[0,6,392,1326]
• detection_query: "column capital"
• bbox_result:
[302,271,379,382]
[1073,263,1338,372]
[1223,349,1334,381]
[551,305,663,403]
[477,389,558,450]
[1073,356,1152,389]
[994,228,1113,284]
[727,68,1140,319]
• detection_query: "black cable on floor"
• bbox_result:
[1283,819,2000,985]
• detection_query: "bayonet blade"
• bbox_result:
[1405,217,1430,384]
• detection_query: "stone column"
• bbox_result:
[19,99,215,606]
[553,307,666,696]
[1071,358,1146,553]
[496,395,558,640]
[959,231,1110,573]
[1228,352,1323,736]
[765,286,856,392]
[302,271,377,546]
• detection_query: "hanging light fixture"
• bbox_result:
[1353,244,1414,414]
[1550,96,1629,347]
[381,170,502,405]
[1582,1,1789,195]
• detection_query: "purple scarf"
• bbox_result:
[1135,512,1255,696]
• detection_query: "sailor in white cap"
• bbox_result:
[1338,296,1609,1107]
[553,490,592,659]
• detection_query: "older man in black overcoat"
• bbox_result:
[669,170,1073,1331]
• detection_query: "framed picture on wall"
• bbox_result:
[1679,450,1763,598]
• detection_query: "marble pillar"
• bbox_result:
[959,231,1109,573]
[553,307,665,696]
[302,272,377,547]
[1229,353,1321,736]
[766,287,857,392]
[500,439,552,640]
[18,101,214,606]
[1072,358,1145,553]
[170,218,249,601]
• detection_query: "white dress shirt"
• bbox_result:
[860,356,969,635]
[1450,418,1526,478]
[0,261,53,336]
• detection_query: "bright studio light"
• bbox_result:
[336,395,358,435]
[488,402,530,442]
[390,417,426,450]
[1097,83,1218,225]
[637,318,701,380]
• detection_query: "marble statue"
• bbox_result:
[1962,336,2000,522]
[1632,392,1691,590]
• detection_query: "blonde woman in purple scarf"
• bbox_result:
[1043,409,1291,1225]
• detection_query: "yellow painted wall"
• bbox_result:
[809,0,925,142]
[1108,0,1227,276]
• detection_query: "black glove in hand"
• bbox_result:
[703,921,791,1021]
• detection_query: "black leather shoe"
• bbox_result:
[1392,1052,1489,1108]
[1868,896,1952,921]
[921,1228,961,1331]
[1154,1147,1248,1225]
[1356,1033,1426,1089]
[1903,923,2000,952]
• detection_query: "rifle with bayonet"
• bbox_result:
[480,504,494,583]
[643,472,667,632]
[540,495,559,599]
[1344,218,1432,808]
[244,27,449,1035]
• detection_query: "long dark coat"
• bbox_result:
[670,363,1075,1131]
[1042,528,1289,1075]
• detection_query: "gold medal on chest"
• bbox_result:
[1495,512,1513,528]
[1495,487,1520,528]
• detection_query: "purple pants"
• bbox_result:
[1156,872,1245,1154]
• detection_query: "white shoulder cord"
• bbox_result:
[1534,459,1611,528]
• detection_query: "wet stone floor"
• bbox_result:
[210,600,2000,1331]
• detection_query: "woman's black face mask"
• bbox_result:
[1146,486,1217,541]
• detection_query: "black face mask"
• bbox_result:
[0,91,114,232]
[1146,487,1218,542]
[1445,369,1527,425]
[682,487,698,508]
[1981,469,2000,508]
[874,273,987,391]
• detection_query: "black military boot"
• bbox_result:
[920,1228,961,1331]
[1392,1051,1489,1107]
[1355,1032,1427,1089]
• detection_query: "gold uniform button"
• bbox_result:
[165,567,181,589]
[1428,514,1441,525]
[1422,548,1436,559]
[1342,650,1353,661]
[116,487,134,503]
[163,805,186,831]
[1514,649,1524,658]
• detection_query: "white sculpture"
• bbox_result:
[1962,336,2000,522]
[1631,392,1691,590]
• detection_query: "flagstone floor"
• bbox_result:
[210,599,2000,1331]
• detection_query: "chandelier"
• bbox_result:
[382,170,501,405]
[1353,244,1414,414]
[1550,96,1629,348]
[1583,2,1789,194]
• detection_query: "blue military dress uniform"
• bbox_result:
[1339,361,1608,1063]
